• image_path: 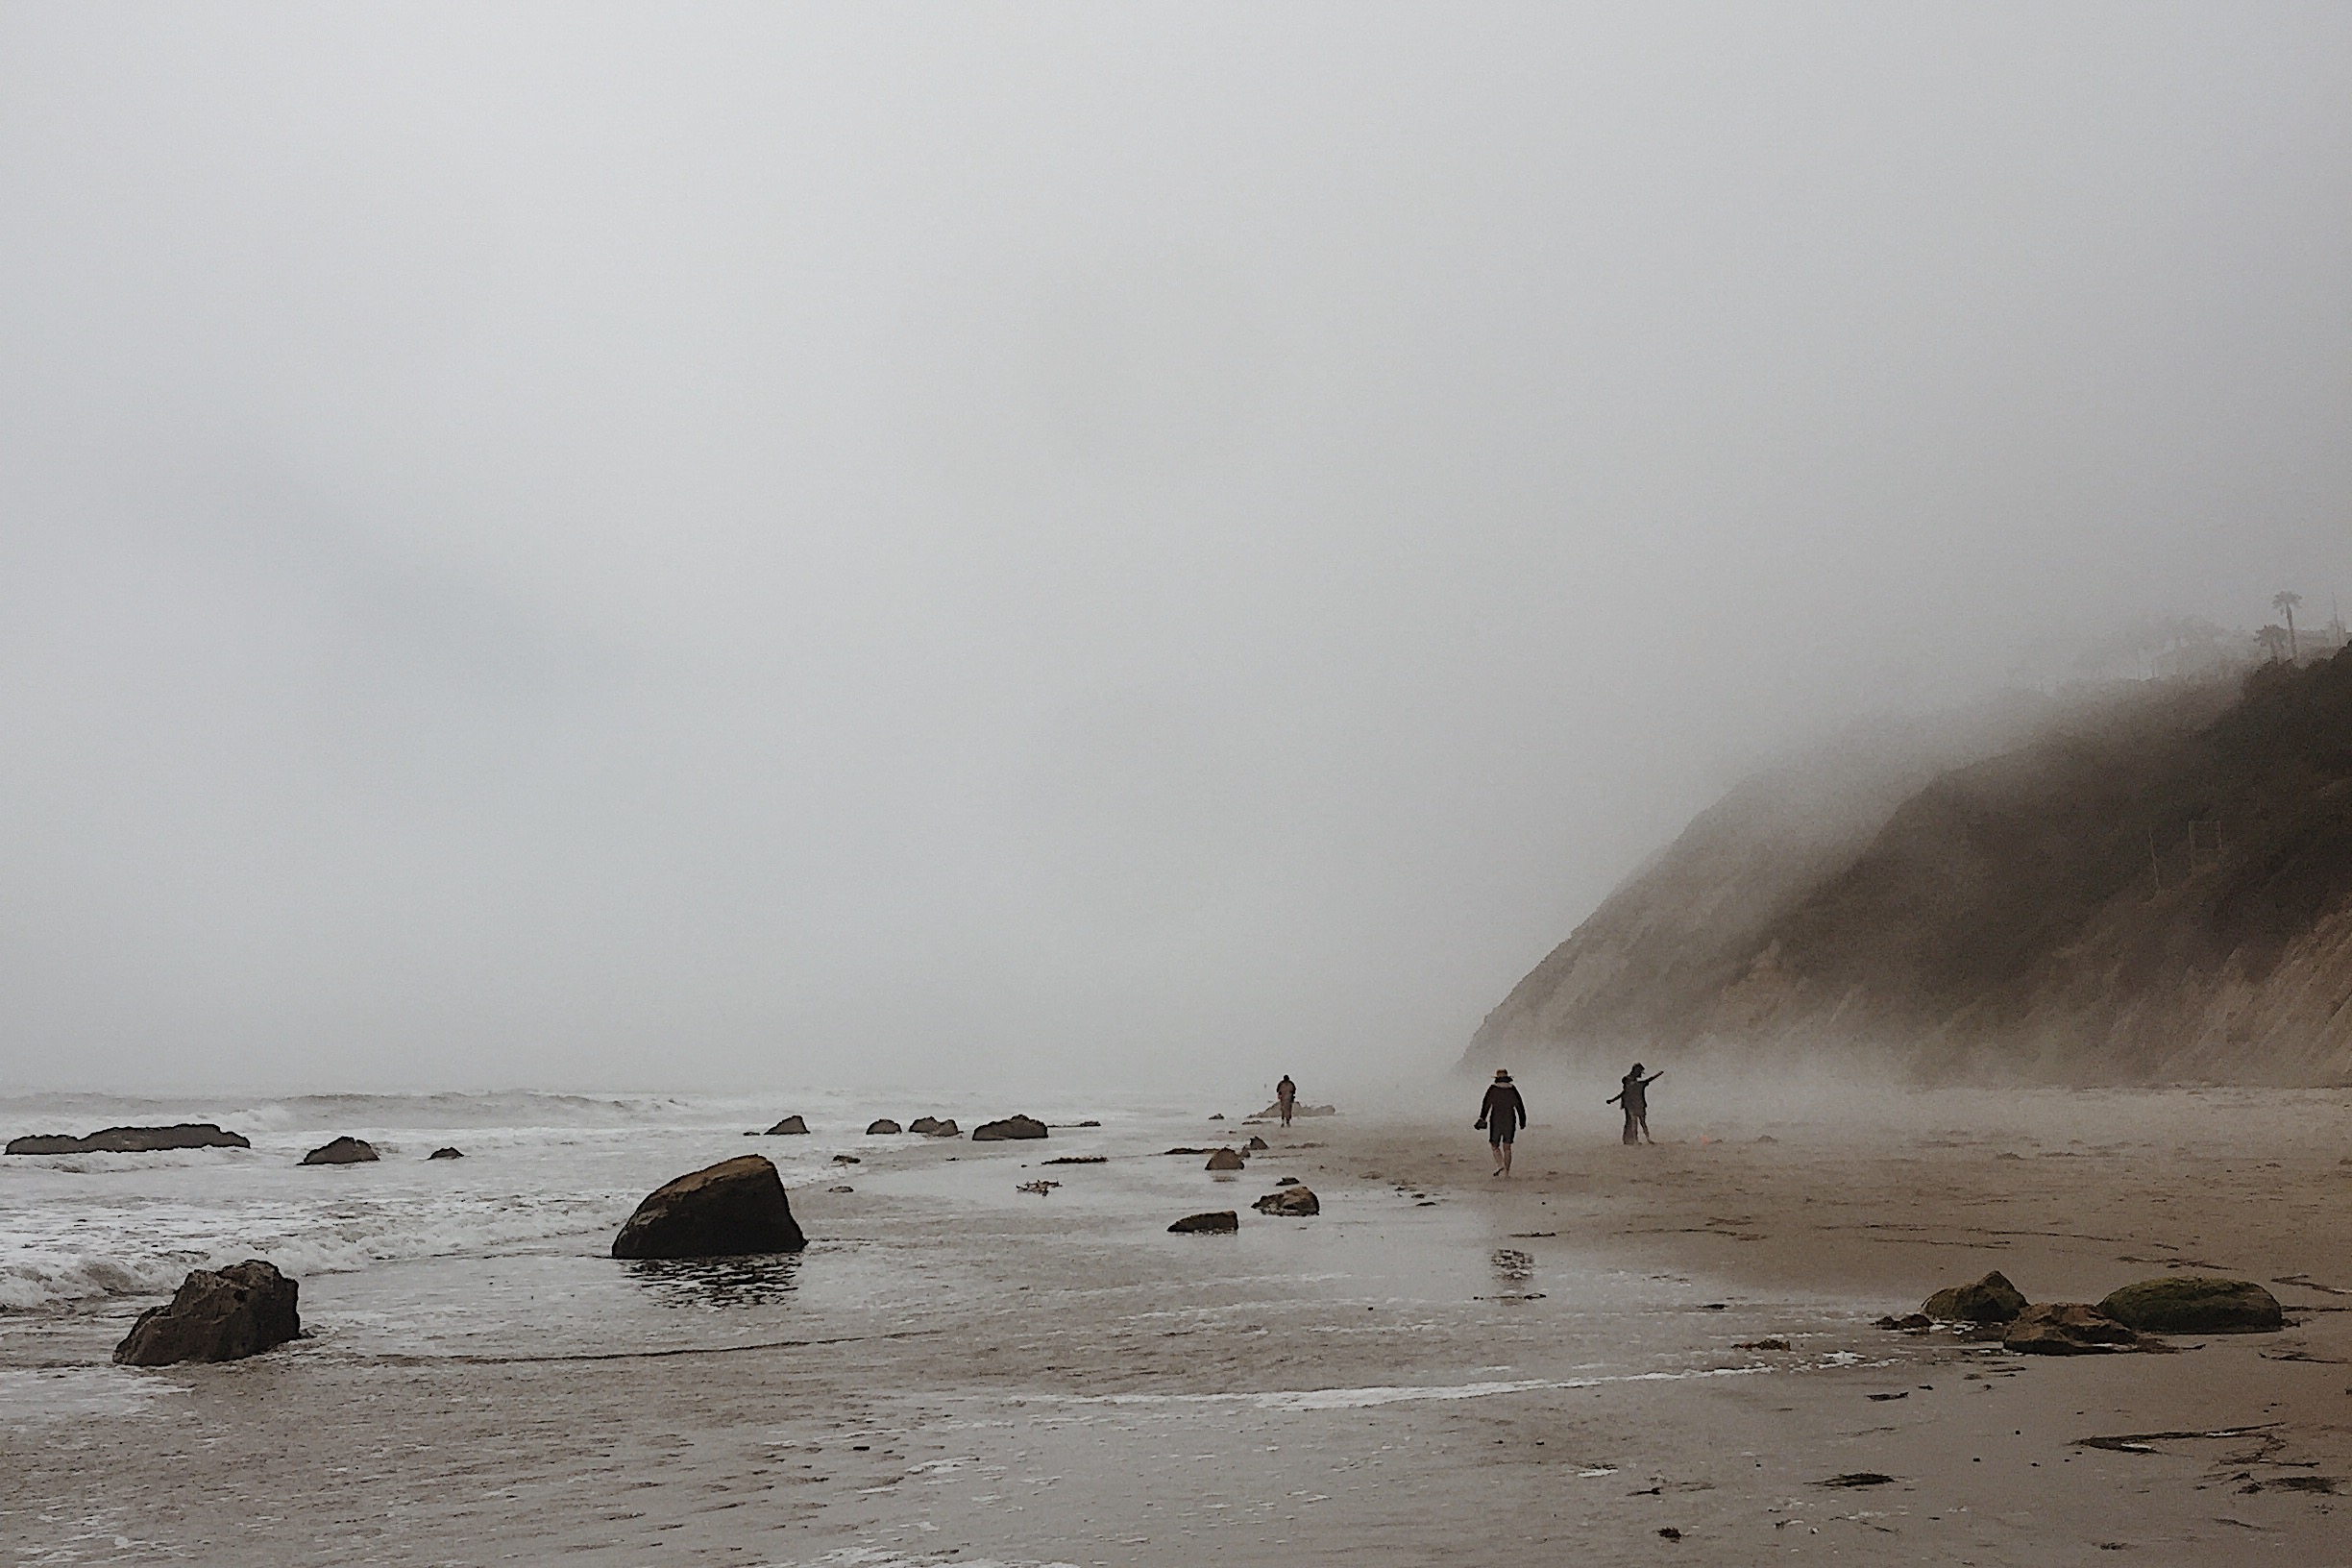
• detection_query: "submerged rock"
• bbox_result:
[766,1115,810,1136]
[866,1119,903,1136]
[971,1115,1047,1141]
[2098,1276,2283,1334]
[9,1123,251,1156]
[611,1155,807,1260]
[300,1137,379,1166]
[1921,1270,2027,1323]
[113,1261,300,1366]
[1168,1211,1238,1234]
[428,1146,465,1161]
[2003,1302,2140,1354]
[1253,1186,1320,1215]
[1205,1148,1246,1171]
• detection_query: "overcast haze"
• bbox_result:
[2,4,2347,1093]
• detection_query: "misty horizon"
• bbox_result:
[5,5,2349,1094]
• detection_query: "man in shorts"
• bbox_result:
[1476,1069,1527,1177]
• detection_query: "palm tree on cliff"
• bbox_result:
[2257,624,2289,662]
[2273,591,2303,660]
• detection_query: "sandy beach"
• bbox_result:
[5,1084,2349,1566]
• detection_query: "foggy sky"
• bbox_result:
[3,4,2348,1093]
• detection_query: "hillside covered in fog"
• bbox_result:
[1469,649,2352,1084]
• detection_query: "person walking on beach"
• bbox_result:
[1607,1063,1663,1145]
[1275,1075,1297,1128]
[1476,1069,1528,1177]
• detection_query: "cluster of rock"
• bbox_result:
[610,1155,807,1260]
[8,1123,250,1155]
[114,1260,301,1366]
[1896,1269,2284,1354]
[971,1115,1047,1141]
[758,1114,964,1137]
[1249,1101,1337,1119]
[1252,1186,1319,1216]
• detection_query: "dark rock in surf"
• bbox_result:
[113,1260,300,1366]
[971,1115,1047,1141]
[1274,1175,1300,1186]
[1921,1270,2027,1323]
[2003,1302,2140,1354]
[1874,1312,1932,1330]
[428,1146,465,1160]
[1245,1136,1269,1151]
[1205,1148,1245,1171]
[1255,1101,1337,1119]
[300,1137,380,1166]
[926,1118,960,1137]
[1168,1211,1238,1234]
[9,1123,251,1156]
[2097,1276,2283,1334]
[1253,1186,1319,1215]
[766,1115,810,1136]
[908,1116,942,1135]
[866,1119,903,1135]
[610,1155,807,1260]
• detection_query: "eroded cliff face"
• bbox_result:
[1470,652,2352,1084]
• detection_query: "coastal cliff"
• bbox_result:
[1469,649,2352,1083]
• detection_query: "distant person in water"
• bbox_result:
[1476,1069,1528,1177]
[1607,1063,1663,1145]
[1275,1075,1298,1128]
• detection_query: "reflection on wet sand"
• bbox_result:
[623,1252,803,1311]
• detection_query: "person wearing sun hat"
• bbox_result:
[1474,1068,1528,1177]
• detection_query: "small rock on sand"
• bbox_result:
[1169,1211,1238,1234]
[1246,1136,1269,1150]
[1253,1186,1319,1215]
[428,1146,464,1160]
[611,1154,807,1260]
[766,1115,810,1135]
[1205,1148,1246,1171]
[300,1137,379,1166]
[1921,1270,2027,1323]
[971,1115,1048,1141]
[2097,1276,2283,1334]
[1275,1175,1299,1186]
[866,1119,903,1135]
[114,1260,301,1366]
[2002,1302,2140,1354]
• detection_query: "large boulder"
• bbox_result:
[2098,1276,2284,1334]
[971,1115,1047,1141]
[1205,1148,1246,1171]
[2003,1302,2140,1355]
[866,1119,903,1136]
[1921,1270,2027,1323]
[1168,1211,1238,1234]
[10,1123,250,1156]
[113,1261,301,1366]
[908,1116,942,1135]
[766,1115,810,1136]
[300,1137,379,1165]
[1253,1187,1320,1216]
[611,1155,807,1260]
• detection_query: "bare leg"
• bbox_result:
[1490,1139,1506,1175]
[1499,1140,1513,1177]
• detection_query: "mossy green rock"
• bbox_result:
[2097,1276,2283,1334]
[1921,1270,2028,1323]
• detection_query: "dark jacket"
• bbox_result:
[1608,1072,1661,1113]
[1479,1083,1527,1134]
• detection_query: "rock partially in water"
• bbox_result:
[1245,1136,1269,1151]
[300,1137,380,1166]
[908,1116,942,1135]
[766,1115,810,1135]
[1921,1270,2027,1323]
[1253,1186,1320,1215]
[971,1115,1047,1141]
[866,1119,903,1135]
[1168,1211,1238,1234]
[8,1123,251,1156]
[1874,1312,1932,1330]
[113,1260,301,1366]
[611,1155,807,1260]
[2098,1276,2283,1334]
[1205,1148,1246,1171]
[2003,1302,2140,1354]
[428,1146,465,1160]
[922,1118,960,1138]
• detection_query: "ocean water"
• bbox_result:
[0,1090,1134,1316]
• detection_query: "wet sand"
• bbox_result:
[4,1086,2349,1566]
